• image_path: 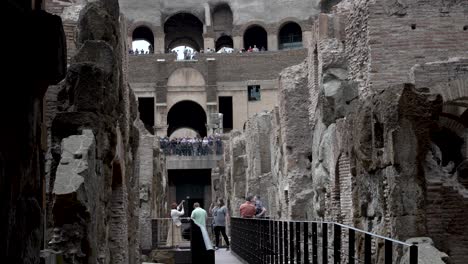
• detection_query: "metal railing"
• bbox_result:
[151,217,216,249]
[231,218,418,264]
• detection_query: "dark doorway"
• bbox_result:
[167,100,207,137]
[244,25,268,50]
[219,96,233,131]
[138,97,154,134]
[164,13,204,51]
[216,36,234,51]
[168,169,212,217]
[278,22,302,50]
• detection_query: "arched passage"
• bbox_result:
[244,25,267,50]
[216,35,233,51]
[132,26,154,53]
[278,22,302,50]
[165,13,204,52]
[167,101,207,137]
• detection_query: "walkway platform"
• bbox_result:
[215,249,243,264]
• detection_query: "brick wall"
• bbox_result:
[426,180,468,264]
[128,49,307,84]
[366,0,468,91]
[45,0,80,62]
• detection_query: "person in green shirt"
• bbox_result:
[191,202,207,227]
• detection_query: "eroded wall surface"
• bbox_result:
[219,0,468,263]
[45,1,141,263]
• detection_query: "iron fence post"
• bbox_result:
[312,223,318,264]
[304,222,309,264]
[323,223,328,264]
[349,229,355,264]
[290,222,295,264]
[385,239,392,264]
[410,245,418,264]
[333,224,341,264]
[296,222,301,263]
[364,234,371,264]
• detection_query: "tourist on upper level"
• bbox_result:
[210,199,230,251]
[261,46,266,52]
[240,196,256,218]
[166,200,185,249]
[247,46,253,52]
[253,45,259,52]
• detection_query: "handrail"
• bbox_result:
[230,217,418,264]
[241,218,413,247]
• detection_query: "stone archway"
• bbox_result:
[278,22,302,50]
[164,13,204,51]
[167,101,207,137]
[243,25,268,50]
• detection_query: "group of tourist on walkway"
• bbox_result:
[159,136,223,156]
[166,195,267,250]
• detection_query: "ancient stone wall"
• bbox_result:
[219,1,467,263]
[1,1,67,263]
[346,0,468,96]
[45,1,141,263]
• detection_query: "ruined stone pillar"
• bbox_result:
[154,27,165,54]
[302,30,313,48]
[204,36,215,50]
[268,34,278,51]
[233,35,243,50]
[204,3,211,26]
[155,104,168,137]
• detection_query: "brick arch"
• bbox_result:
[439,115,466,138]
[127,21,157,38]
[236,20,269,36]
[167,67,206,87]
[275,17,308,34]
[431,78,468,103]
[163,10,205,25]
[335,152,353,225]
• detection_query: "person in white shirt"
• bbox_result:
[167,200,185,248]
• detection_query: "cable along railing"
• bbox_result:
[231,217,418,264]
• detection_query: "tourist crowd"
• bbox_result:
[159,136,223,156]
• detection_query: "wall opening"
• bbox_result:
[218,96,233,131]
[432,127,464,169]
[132,26,154,54]
[216,35,234,51]
[165,13,204,52]
[244,25,267,50]
[278,22,302,50]
[138,97,155,134]
[168,169,212,217]
[248,85,261,101]
[167,101,207,137]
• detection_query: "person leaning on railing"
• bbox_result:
[239,195,256,218]
[166,200,185,249]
